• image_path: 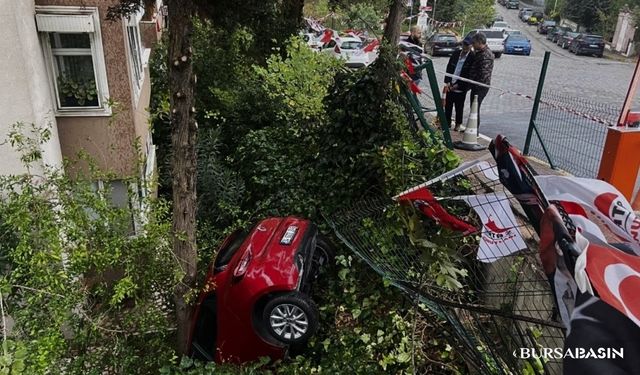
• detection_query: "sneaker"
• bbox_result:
[453,125,460,131]
[458,125,466,132]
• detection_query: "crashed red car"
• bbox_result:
[188,217,334,363]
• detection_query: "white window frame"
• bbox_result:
[125,12,145,105]
[36,6,111,117]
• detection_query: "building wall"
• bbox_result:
[36,0,150,179]
[0,0,63,175]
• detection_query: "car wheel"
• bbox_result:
[562,42,566,49]
[263,292,319,345]
[314,234,336,271]
[495,52,502,58]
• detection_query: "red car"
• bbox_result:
[188,217,334,364]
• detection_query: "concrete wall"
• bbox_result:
[36,0,151,179]
[612,11,636,55]
[0,0,63,175]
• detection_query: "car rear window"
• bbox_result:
[508,35,527,41]
[544,21,556,26]
[483,31,505,39]
[585,36,603,42]
[341,41,363,50]
[437,35,457,42]
[214,227,252,271]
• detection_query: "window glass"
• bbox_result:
[341,41,362,49]
[49,33,98,108]
[127,25,144,90]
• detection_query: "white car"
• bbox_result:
[491,21,509,31]
[321,37,370,68]
[301,33,322,50]
[466,29,506,58]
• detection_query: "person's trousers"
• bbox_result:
[470,87,490,132]
[445,90,467,128]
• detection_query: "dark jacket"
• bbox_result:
[445,49,475,91]
[406,35,422,47]
[469,46,494,90]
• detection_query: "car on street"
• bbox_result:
[537,20,556,34]
[507,0,519,9]
[569,34,605,57]
[321,37,370,68]
[558,31,580,49]
[518,7,532,19]
[491,21,509,31]
[498,0,507,6]
[188,217,335,363]
[466,29,506,58]
[425,33,461,56]
[527,11,544,25]
[504,34,531,55]
[547,26,572,42]
[520,10,533,23]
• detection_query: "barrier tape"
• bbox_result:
[432,70,617,127]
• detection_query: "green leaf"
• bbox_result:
[397,352,411,363]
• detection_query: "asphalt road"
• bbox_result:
[421,3,638,177]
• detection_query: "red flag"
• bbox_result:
[363,39,379,53]
[397,187,478,235]
[320,29,333,44]
[409,81,422,94]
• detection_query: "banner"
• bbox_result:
[455,193,528,262]
[536,175,640,255]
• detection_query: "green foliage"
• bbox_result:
[457,0,495,29]
[57,75,98,106]
[0,122,178,374]
[344,3,384,32]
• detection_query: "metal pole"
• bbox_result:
[523,51,551,156]
[433,0,437,22]
[424,59,453,148]
[617,54,640,126]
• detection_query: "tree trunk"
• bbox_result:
[167,0,198,355]
[383,0,406,45]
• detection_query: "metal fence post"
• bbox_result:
[424,59,454,148]
[523,51,550,155]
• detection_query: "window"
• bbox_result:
[126,15,145,101]
[36,6,110,116]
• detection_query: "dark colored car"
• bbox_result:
[528,11,544,25]
[498,0,507,6]
[569,34,605,57]
[547,26,571,42]
[425,33,461,56]
[188,217,335,363]
[537,20,556,34]
[558,31,580,49]
[507,0,519,9]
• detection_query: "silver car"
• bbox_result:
[466,29,506,58]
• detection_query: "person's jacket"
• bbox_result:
[445,49,475,91]
[406,35,422,47]
[469,46,494,89]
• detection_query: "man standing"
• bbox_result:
[444,37,475,131]
[406,25,422,47]
[469,32,494,132]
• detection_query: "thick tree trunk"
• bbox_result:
[167,0,198,355]
[383,0,406,45]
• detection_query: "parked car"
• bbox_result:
[321,37,370,68]
[528,11,544,25]
[491,21,509,31]
[506,0,519,9]
[466,29,505,58]
[188,217,335,363]
[498,0,507,6]
[537,20,556,34]
[519,7,532,19]
[569,34,605,57]
[558,31,580,49]
[425,33,460,56]
[301,33,322,50]
[521,10,533,22]
[547,26,571,42]
[504,34,532,55]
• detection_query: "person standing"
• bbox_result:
[444,37,475,131]
[468,32,494,132]
[406,25,423,47]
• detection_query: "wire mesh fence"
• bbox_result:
[327,161,566,374]
[525,91,619,178]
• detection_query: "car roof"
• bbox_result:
[339,37,362,43]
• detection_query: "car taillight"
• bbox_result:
[233,250,252,278]
[334,45,341,54]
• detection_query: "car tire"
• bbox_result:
[314,234,336,270]
[495,52,502,58]
[263,292,319,345]
[562,42,566,49]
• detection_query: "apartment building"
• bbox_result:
[0,0,163,208]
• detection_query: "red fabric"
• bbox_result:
[539,206,561,274]
[397,187,478,235]
[363,39,379,53]
[585,241,640,326]
[320,29,333,44]
[404,56,415,75]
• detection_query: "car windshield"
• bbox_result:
[214,227,253,271]
[341,41,363,49]
[437,35,457,42]
[493,22,508,28]
[483,31,505,39]
[567,32,579,38]
[585,35,603,42]
[544,21,556,26]
[532,12,543,17]
[508,36,527,42]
